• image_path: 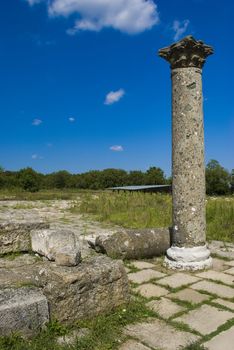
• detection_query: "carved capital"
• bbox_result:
[159,35,213,69]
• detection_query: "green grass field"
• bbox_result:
[74,192,234,243]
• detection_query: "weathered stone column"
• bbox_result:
[159,36,213,270]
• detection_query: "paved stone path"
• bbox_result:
[120,257,234,350]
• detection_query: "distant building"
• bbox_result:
[108,185,172,193]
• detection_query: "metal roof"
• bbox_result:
[108,185,171,190]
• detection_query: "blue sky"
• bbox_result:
[0,0,233,175]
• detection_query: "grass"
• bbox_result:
[0,298,156,350]
[0,189,86,201]
[72,192,234,243]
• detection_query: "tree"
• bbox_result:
[230,169,234,194]
[47,171,71,189]
[18,168,41,192]
[144,167,166,185]
[128,171,145,185]
[206,160,231,195]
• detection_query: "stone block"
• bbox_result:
[0,221,49,254]
[38,256,129,323]
[31,229,81,266]
[125,319,200,350]
[94,228,170,259]
[174,304,233,335]
[195,270,234,286]
[203,325,234,350]
[128,269,165,284]
[135,283,169,298]
[147,297,185,318]
[191,280,234,299]
[212,258,227,271]
[0,287,49,337]
[156,273,200,289]
[167,288,210,304]
[55,248,81,267]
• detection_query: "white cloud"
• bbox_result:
[172,19,190,41]
[32,154,44,159]
[32,118,42,126]
[104,89,125,105]
[26,0,159,35]
[110,145,123,152]
[68,117,75,122]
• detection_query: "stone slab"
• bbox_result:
[0,221,49,254]
[224,260,234,267]
[212,258,227,271]
[209,240,234,260]
[119,340,151,350]
[131,261,156,270]
[156,273,200,289]
[174,304,233,335]
[135,283,169,298]
[203,325,234,350]
[224,267,234,275]
[167,288,210,304]
[147,297,185,318]
[212,298,234,311]
[0,287,49,337]
[191,280,234,299]
[128,269,165,284]
[125,319,200,350]
[195,270,234,286]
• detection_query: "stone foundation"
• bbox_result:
[0,222,49,254]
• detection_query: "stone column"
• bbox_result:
[159,36,213,270]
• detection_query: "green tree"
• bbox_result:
[47,171,71,189]
[127,171,145,185]
[144,167,166,185]
[206,160,231,195]
[18,168,41,192]
[230,169,234,194]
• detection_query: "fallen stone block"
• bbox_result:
[0,254,129,324]
[0,287,49,337]
[39,255,130,323]
[0,221,49,254]
[30,229,81,266]
[93,228,170,259]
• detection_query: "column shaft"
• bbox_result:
[172,67,206,247]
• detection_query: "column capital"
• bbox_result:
[158,35,213,69]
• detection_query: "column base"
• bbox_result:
[164,245,212,271]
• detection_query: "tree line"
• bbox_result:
[0,160,233,195]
